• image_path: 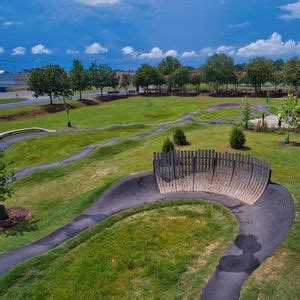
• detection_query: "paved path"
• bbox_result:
[0,89,131,110]
[0,173,295,300]
[1,109,236,181]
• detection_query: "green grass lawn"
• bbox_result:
[0,201,237,299]
[0,96,298,299]
[193,107,263,122]
[0,96,281,132]
[0,98,27,105]
[5,124,153,172]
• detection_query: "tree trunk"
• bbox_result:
[80,90,82,100]
[49,93,53,105]
[0,204,8,220]
[100,88,103,97]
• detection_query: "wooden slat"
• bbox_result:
[153,149,270,205]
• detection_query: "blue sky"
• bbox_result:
[0,0,299,72]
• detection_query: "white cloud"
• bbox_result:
[139,47,164,59]
[31,44,53,55]
[74,0,120,6]
[201,45,236,56]
[12,47,26,55]
[236,32,300,57]
[122,46,137,58]
[280,2,300,20]
[182,50,197,58]
[228,21,251,28]
[0,47,4,54]
[4,21,22,27]
[139,47,179,59]
[85,42,108,54]
[67,48,80,54]
[165,49,178,57]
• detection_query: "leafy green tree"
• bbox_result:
[28,65,72,105]
[273,59,285,71]
[157,56,181,76]
[278,94,298,143]
[230,126,246,149]
[173,127,188,145]
[271,71,284,92]
[284,57,300,93]
[171,67,191,91]
[158,57,181,92]
[134,64,160,93]
[190,72,202,93]
[201,54,235,92]
[88,63,116,96]
[242,102,251,129]
[245,57,273,94]
[69,59,90,100]
[162,138,175,153]
[0,152,14,220]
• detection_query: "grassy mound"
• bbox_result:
[0,201,237,299]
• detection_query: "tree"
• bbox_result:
[284,57,300,93]
[242,102,251,129]
[0,152,14,220]
[69,59,90,100]
[157,56,181,76]
[271,71,284,92]
[230,126,246,149]
[173,127,188,145]
[88,63,116,96]
[162,138,175,153]
[158,56,181,91]
[63,99,72,128]
[133,64,160,93]
[28,65,72,105]
[110,73,119,90]
[171,67,191,91]
[190,72,202,93]
[245,57,273,94]
[273,59,285,71]
[201,54,235,92]
[278,94,298,143]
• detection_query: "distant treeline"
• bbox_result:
[28,55,300,104]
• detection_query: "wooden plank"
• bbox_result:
[153,149,270,205]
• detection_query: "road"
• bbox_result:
[0,89,132,110]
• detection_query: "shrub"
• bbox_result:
[162,138,175,153]
[173,127,188,146]
[230,126,246,149]
[242,102,251,129]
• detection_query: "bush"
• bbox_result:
[162,138,175,153]
[173,127,188,146]
[230,126,246,149]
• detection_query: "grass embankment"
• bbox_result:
[0,98,27,105]
[5,124,153,172]
[193,107,263,122]
[0,202,237,299]
[0,96,298,298]
[0,96,281,132]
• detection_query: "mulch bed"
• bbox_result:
[0,207,32,231]
[278,141,300,147]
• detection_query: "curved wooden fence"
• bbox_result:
[153,150,271,205]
